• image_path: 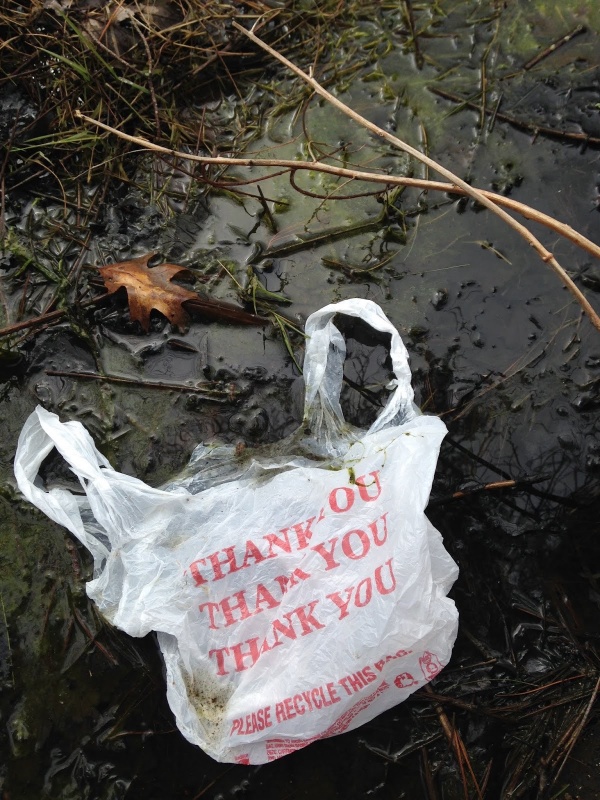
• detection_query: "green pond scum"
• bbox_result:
[1,0,600,797]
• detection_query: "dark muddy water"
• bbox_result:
[1,2,600,798]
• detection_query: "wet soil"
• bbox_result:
[1,1,600,798]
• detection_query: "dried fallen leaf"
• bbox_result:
[98,253,198,332]
[97,253,269,330]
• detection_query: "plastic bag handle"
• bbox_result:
[14,406,112,561]
[302,298,416,434]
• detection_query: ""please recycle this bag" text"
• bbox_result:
[14,298,459,764]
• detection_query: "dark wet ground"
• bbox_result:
[1,1,600,798]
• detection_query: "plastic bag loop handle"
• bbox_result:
[302,299,416,434]
[14,406,112,560]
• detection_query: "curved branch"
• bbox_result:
[289,167,385,201]
[233,23,600,332]
[75,111,600,331]
[74,113,600,260]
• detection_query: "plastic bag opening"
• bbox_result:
[333,313,396,430]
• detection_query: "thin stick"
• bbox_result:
[487,92,503,133]
[0,593,14,687]
[523,24,586,71]
[0,275,267,339]
[431,86,599,146]
[420,746,440,800]
[71,605,119,667]
[45,369,240,399]
[131,17,161,137]
[480,56,487,131]
[233,23,600,332]
[430,476,549,505]
[74,112,600,330]
[403,0,423,70]
[0,294,105,338]
[74,112,600,262]
[425,686,484,800]
[551,676,600,786]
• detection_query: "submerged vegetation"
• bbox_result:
[1,1,600,798]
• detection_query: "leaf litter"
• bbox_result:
[98,253,200,332]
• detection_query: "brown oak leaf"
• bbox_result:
[98,253,198,332]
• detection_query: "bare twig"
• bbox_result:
[523,24,586,71]
[234,23,600,332]
[425,685,484,800]
[130,17,161,137]
[75,111,600,332]
[45,370,241,400]
[0,272,267,339]
[71,605,119,667]
[551,676,600,787]
[74,114,600,262]
[0,593,14,687]
[420,746,440,799]
[0,294,106,338]
[403,0,423,70]
[430,476,550,505]
[430,86,600,146]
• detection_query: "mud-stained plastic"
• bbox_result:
[14,299,458,764]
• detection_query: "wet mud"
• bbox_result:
[1,1,599,798]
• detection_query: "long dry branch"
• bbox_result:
[76,111,600,331]
[233,22,600,332]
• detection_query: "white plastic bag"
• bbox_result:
[14,299,458,764]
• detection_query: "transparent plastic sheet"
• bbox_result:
[14,299,458,764]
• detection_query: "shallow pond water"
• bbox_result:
[1,1,599,797]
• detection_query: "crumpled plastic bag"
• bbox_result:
[14,298,458,764]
